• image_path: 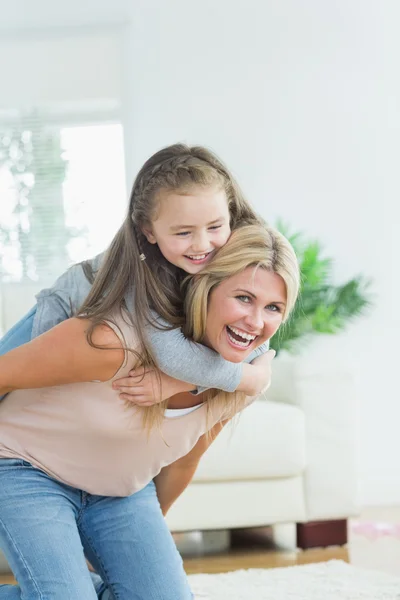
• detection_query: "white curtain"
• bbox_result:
[0,29,127,285]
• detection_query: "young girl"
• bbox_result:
[0,224,300,599]
[0,143,270,405]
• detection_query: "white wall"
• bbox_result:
[0,32,122,111]
[0,0,127,115]
[0,0,398,506]
[0,0,129,32]
[121,0,400,506]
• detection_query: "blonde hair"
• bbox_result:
[144,223,300,431]
[184,224,299,338]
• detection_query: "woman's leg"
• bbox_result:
[0,459,99,599]
[79,481,193,600]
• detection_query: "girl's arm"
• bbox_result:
[113,330,272,403]
[20,254,267,397]
[0,318,124,394]
[145,321,270,396]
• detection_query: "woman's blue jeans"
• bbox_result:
[0,459,192,599]
[0,311,193,599]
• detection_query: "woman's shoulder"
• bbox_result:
[89,320,124,349]
[47,317,119,348]
[62,317,126,381]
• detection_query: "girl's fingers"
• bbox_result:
[113,377,143,388]
[113,371,155,388]
[120,394,157,406]
[113,378,132,388]
[116,386,146,395]
[128,369,153,377]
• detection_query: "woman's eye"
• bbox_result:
[266,304,281,313]
[236,295,251,303]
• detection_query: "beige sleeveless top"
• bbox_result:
[0,313,230,496]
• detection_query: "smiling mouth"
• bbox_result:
[226,325,257,349]
[184,251,213,263]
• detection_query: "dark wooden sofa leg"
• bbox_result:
[296,519,348,549]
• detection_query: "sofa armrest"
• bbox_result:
[266,352,360,521]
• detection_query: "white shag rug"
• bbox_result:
[188,560,400,599]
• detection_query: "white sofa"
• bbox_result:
[0,283,359,572]
[166,353,359,547]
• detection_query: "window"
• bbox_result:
[0,117,127,283]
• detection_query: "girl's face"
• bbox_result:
[203,267,287,363]
[142,185,231,274]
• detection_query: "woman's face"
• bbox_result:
[203,267,287,363]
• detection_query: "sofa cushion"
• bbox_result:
[193,400,306,482]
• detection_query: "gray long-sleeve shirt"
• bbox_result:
[33,254,268,393]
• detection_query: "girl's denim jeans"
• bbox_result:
[0,307,36,402]
[0,306,36,353]
[0,460,192,599]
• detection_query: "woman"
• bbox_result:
[0,224,299,600]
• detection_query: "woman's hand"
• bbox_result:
[112,368,196,406]
[237,349,276,397]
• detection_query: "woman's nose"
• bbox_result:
[245,309,265,332]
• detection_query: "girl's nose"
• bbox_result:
[191,230,209,252]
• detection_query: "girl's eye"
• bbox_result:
[175,231,190,237]
[236,295,251,303]
[208,225,222,231]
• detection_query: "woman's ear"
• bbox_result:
[141,225,157,244]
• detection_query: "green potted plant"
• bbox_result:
[270,222,372,354]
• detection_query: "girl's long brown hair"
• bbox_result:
[77,144,262,431]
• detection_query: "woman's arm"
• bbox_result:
[0,318,124,394]
[154,419,228,515]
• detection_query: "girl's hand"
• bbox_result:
[112,368,196,406]
[251,349,276,394]
[238,349,276,396]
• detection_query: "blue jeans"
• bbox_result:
[0,306,36,353]
[0,459,193,599]
[0,307,36,402]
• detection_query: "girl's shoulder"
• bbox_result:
[36,252,106,301]
[32,252,107,337]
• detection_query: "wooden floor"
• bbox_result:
[184,506,400,577]
[1,506,399,584]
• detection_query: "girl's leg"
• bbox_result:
[0,306,36,402]
[79,481,193,600]
[0,306,36,355]
[0,459,99,599]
